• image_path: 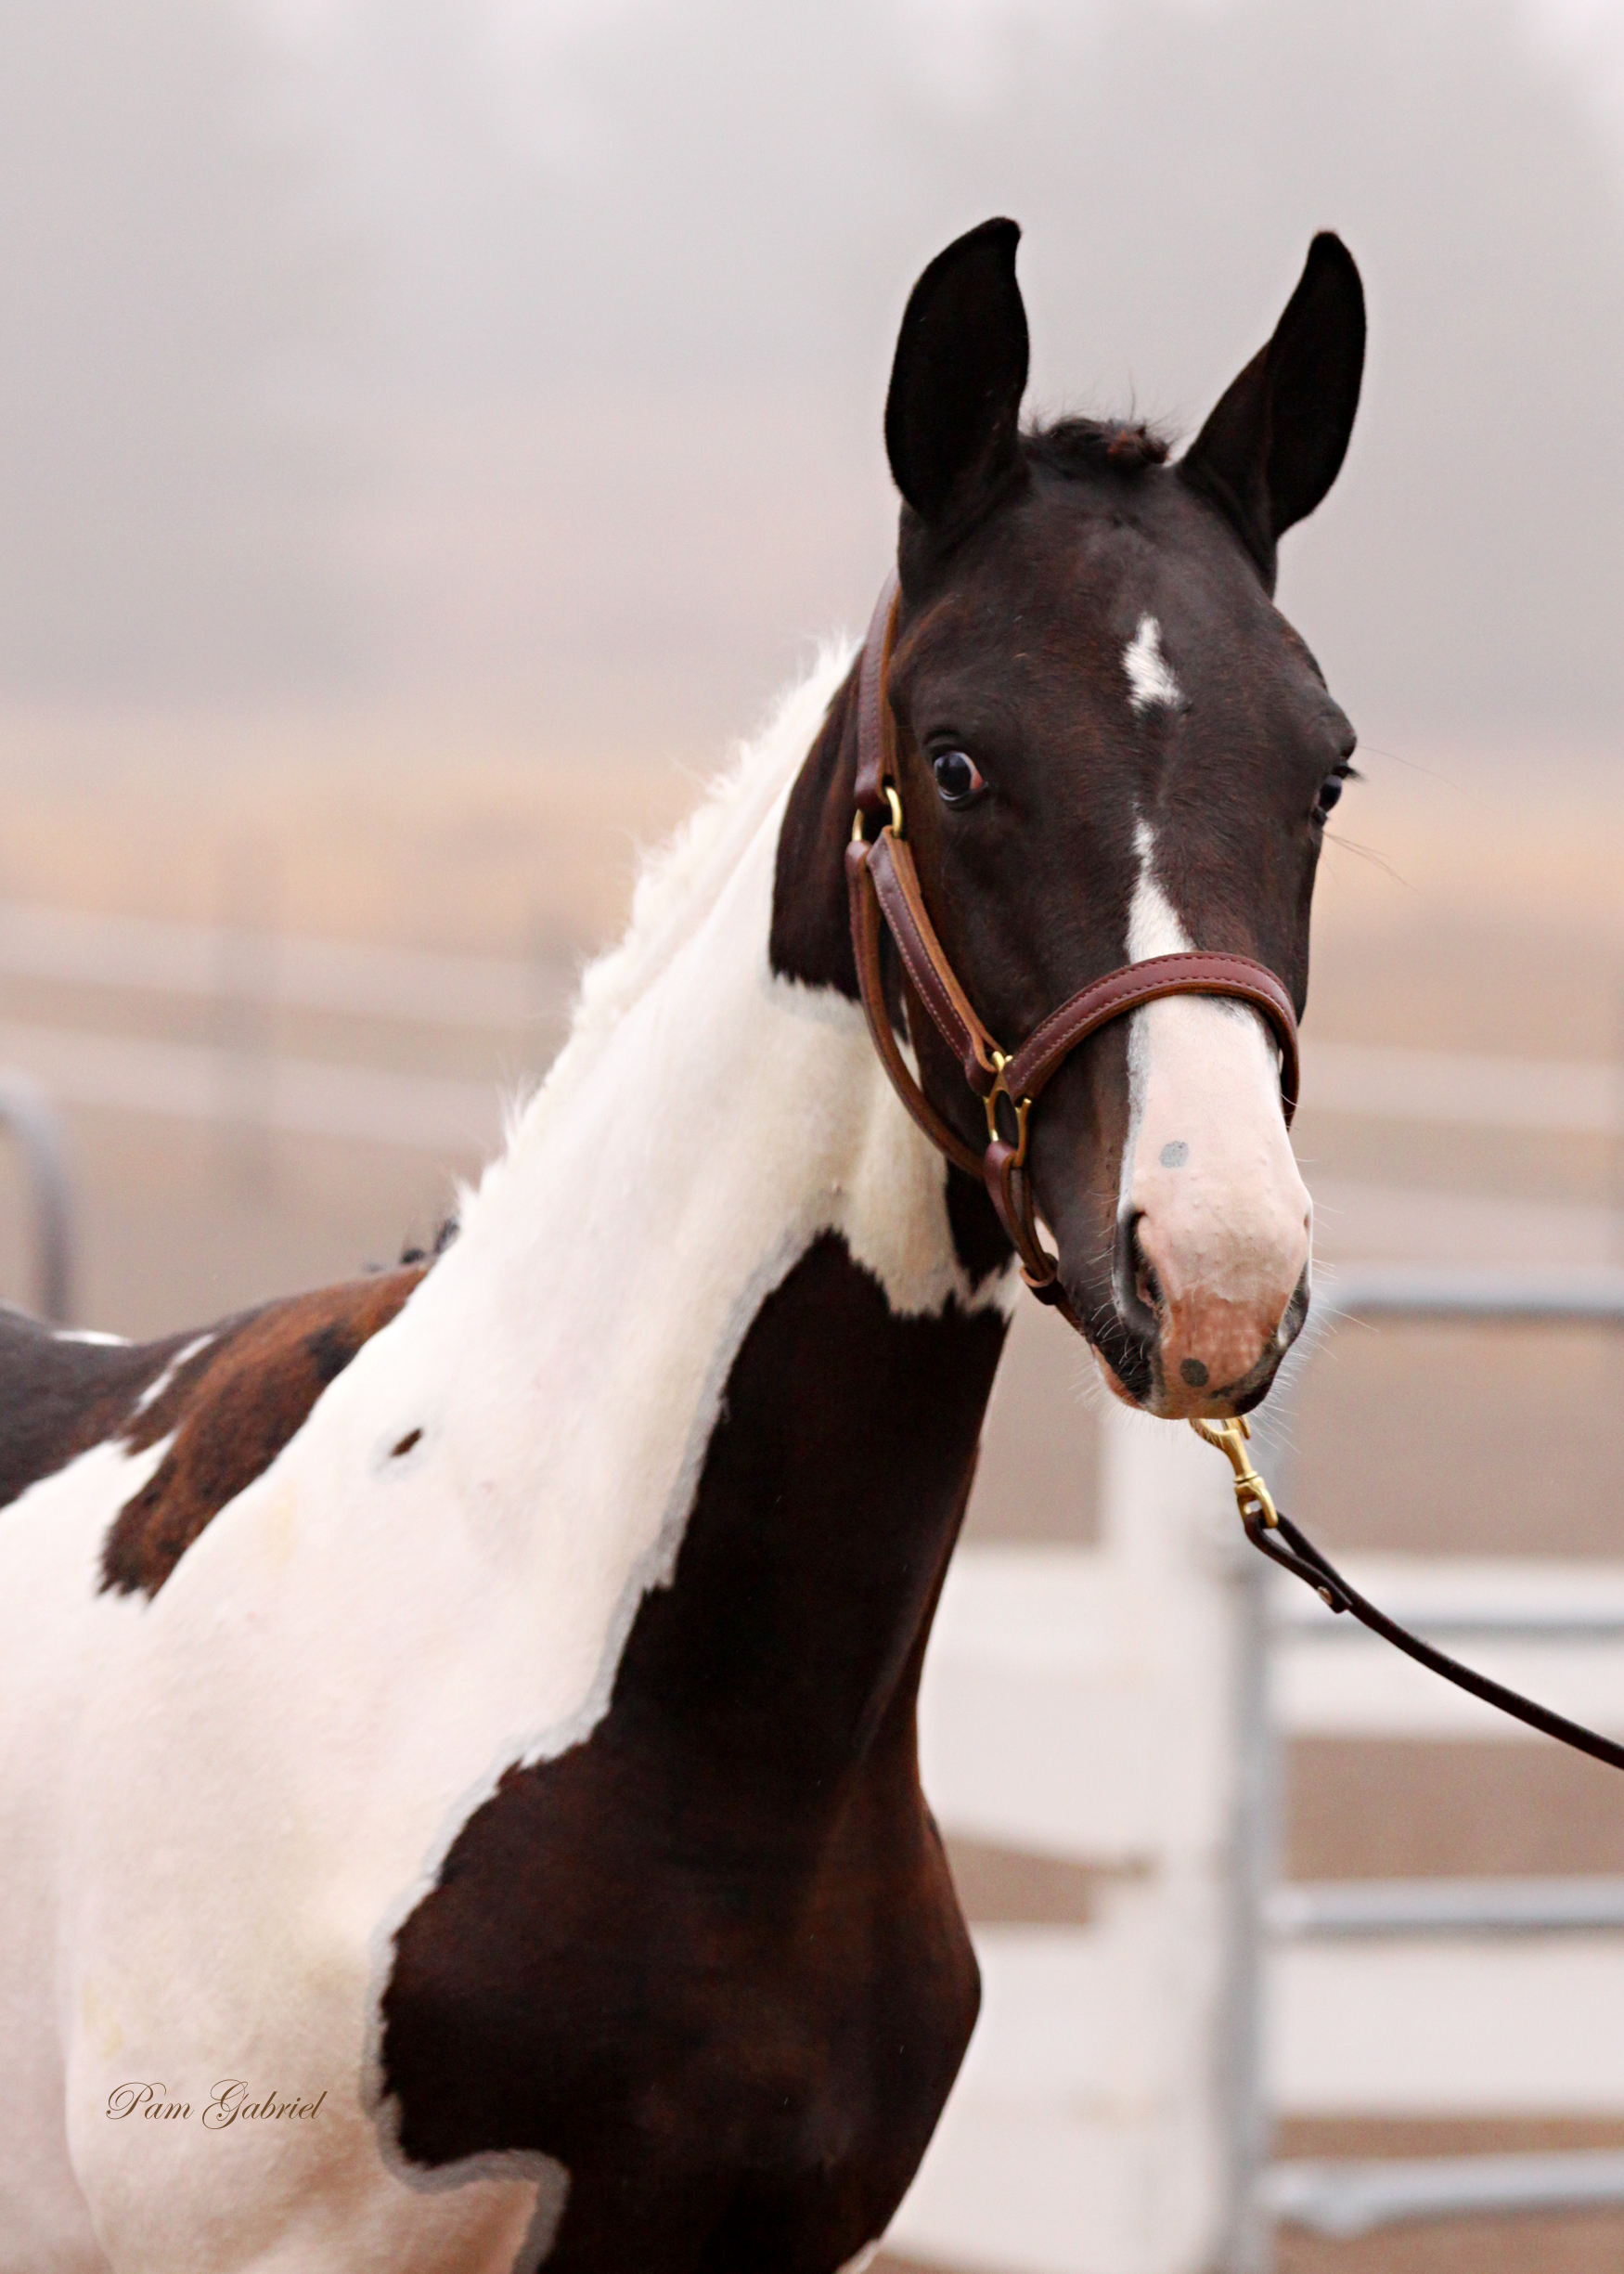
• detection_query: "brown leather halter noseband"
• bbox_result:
[844,575,1300,1334]
[843,574,1624,1777]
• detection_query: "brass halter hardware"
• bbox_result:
[851,785,905,845]
[1192,1417,1338,1610]
[1189,1415,1279,1531]
[982,1050,1032,1165]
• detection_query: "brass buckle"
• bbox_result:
[983,1049,1032,1165]
[1190,1415,1279,1530]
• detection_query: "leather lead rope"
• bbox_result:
[1196,1417,1624,1775]
[846,574,1624,1776]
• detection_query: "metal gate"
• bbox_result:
[1233,1265,1624,2266]
[890,1266,1624,2274]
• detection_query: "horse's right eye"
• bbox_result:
[933,750,984,807]
[1313,759,1359,825]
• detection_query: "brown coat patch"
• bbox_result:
[380,1233,1000,2268]
[99,1267,424,1597]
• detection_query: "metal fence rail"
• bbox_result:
[0,898,574,1030]
[1270,1876,1624,1936]
[1263,2151,1624,2241]
[1237,1265,1624,2267]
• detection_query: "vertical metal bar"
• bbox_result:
[1218,1533,1279,2271]
[1216,1385,1295,2274]
[0,1069,73,1323]
[1612,978,1624,1267]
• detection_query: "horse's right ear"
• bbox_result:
[1179,233,1365,592]
[885,218,1029,533]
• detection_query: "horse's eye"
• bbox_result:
[1313,760,1358,824]
[933,750,984,807]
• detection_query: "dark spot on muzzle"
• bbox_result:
[1179,1358,1209,1388]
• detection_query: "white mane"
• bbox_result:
[463,637,855,1212]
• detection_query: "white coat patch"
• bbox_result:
[1123,614,1181,714]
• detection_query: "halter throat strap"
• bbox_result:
[844,575,1301,1326]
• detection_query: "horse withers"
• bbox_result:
[0,220,1362,2272]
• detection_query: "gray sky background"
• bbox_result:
[4,0,1624,759]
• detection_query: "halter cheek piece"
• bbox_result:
[844,575,1300,1332]
[845,574,1624,1778]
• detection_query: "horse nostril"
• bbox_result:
[1113,1208,1162,1349]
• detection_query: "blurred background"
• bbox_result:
[8,0,1624,2268]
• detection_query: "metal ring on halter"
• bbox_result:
[850,783,905,846]
[981,1053,1032,1164]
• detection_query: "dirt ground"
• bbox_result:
[5,702,1624,2271]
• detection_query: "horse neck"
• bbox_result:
[426,655,1012,1785]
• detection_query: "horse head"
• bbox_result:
[860,218,1363,1420]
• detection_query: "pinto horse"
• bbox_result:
[0,219,1363,2272]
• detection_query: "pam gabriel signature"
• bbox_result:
[107,2080,327,2127]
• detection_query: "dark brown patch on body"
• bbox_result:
[0,1312,190,1509]
[98,1267,424,1596]
[381,1232,1003,2272]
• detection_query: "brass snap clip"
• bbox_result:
[1190,1414,1280,1531]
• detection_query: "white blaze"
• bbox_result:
[1115,821,1311,1415]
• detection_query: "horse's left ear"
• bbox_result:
[1179,233,1365,591]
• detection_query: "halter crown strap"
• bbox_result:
[844,581,1301,1323]
[853,573,901,823]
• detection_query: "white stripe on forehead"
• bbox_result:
[1126,816,1189,960]
[1123,614,1181,715]
[1118,818,1190,1222]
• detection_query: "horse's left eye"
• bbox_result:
[933,750,985,807]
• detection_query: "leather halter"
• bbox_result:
[844,575,1300,1331]
[844,580,1624,1784]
